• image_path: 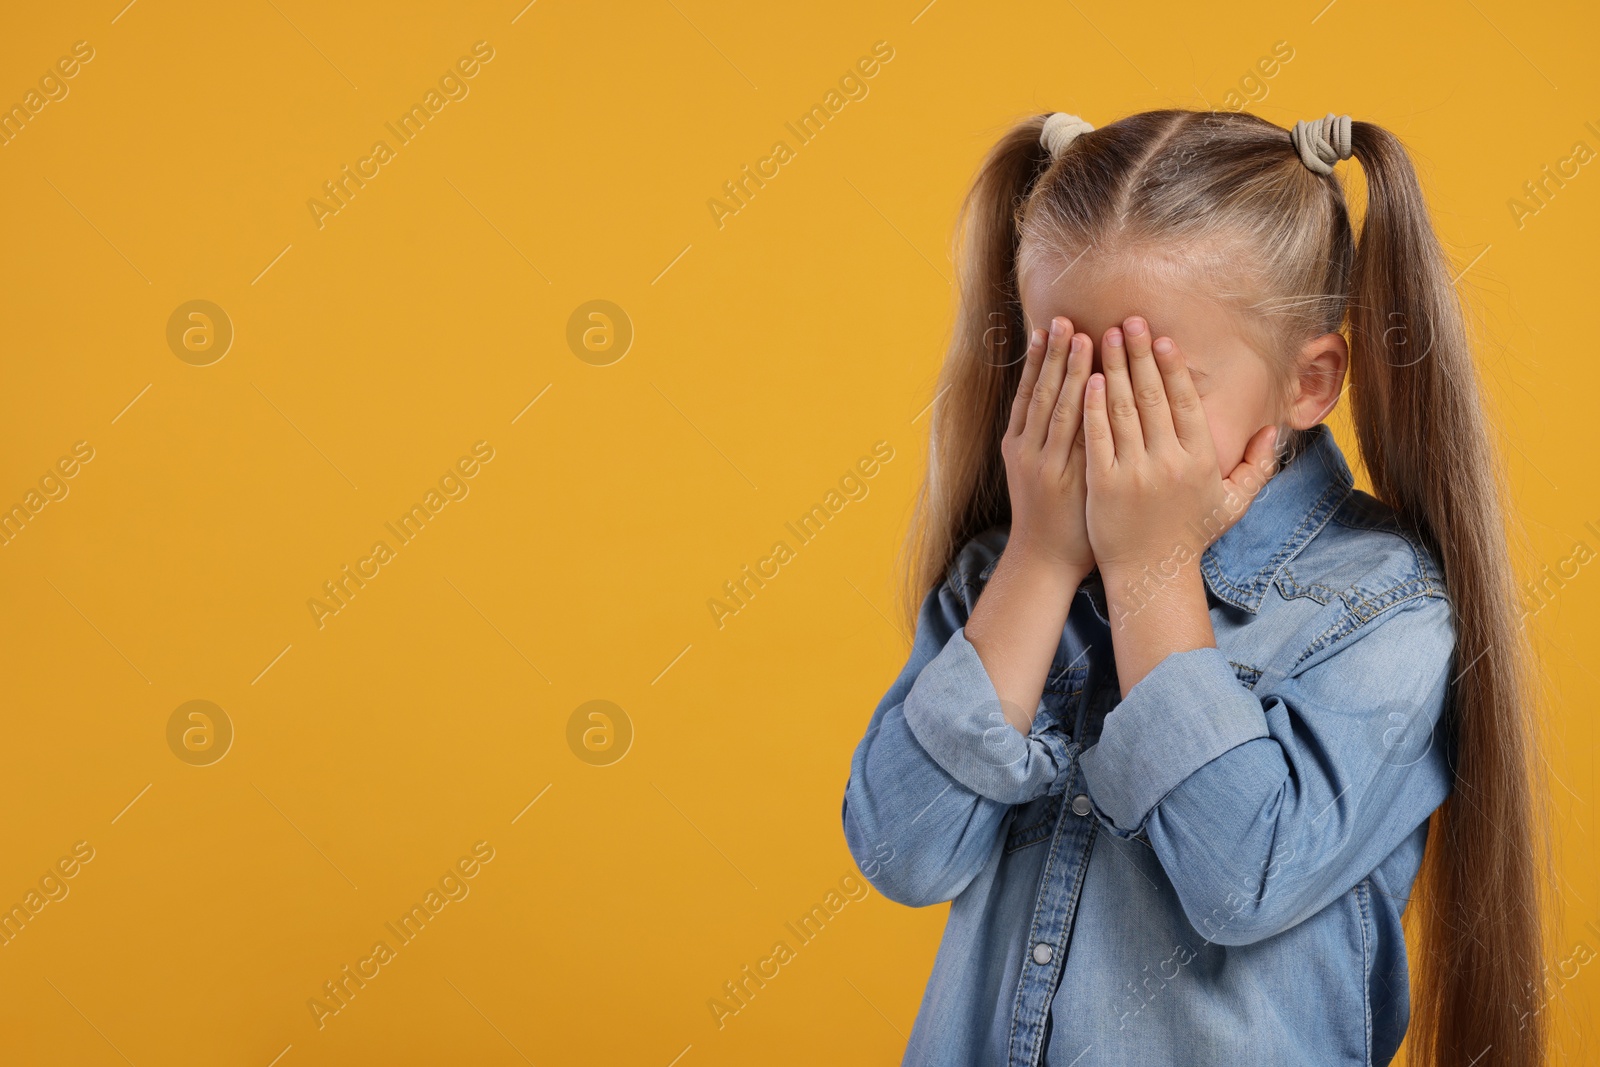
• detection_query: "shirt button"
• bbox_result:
[1071,793,1092,816]
[1032,942,1053,965]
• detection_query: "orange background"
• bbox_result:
[0,1,1594,1064]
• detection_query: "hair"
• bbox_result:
[895,108,1552,1066]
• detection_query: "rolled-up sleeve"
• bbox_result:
[899,627,1075,805]
[1078,592,1457,945]
[842,546,1074,907]
[1075,645,1269,831]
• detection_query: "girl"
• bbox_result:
[842,109,1549,1067]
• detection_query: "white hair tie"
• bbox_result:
[1040,112,1094,158]
[1289,112,1353,175]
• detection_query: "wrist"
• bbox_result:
[1099,555,1206,616]
[1001,540,1092,593]
[1099,557,1216,694]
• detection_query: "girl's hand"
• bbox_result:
[999,317,1095,576]
[1081,316,1278,577]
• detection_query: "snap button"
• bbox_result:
[1071,793,1092,817]
[1032,942,1053,965]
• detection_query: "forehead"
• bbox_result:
[1017,249,1251,358]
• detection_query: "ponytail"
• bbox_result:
[897,116,1054,627]
[1346,121,1552,1067]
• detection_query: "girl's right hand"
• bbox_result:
[1000,317,1095,576]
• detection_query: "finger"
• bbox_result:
[1099,323,1144,457]
[1219,424,1281,517]
[1045,333,1093,468]
[1069,400,1090,476]
[1082,372,1114,473]
[1023,317,1074,448]
[1124,317,1175,449]
[1152,334,1209,450]
[1007,327,1049,438]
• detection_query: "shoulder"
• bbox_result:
[1280,487,1448,613]
[1272,487,1454,663]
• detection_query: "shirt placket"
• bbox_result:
[1005,663,1113,1067]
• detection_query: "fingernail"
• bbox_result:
[1126,317,1146,337]
[1153,337,1173,356]
[1106,327,1123,347]
[1032,328,1047,347]
[1049,318,1064,338]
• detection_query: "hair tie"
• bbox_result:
[1289,112,1353,175]
[1040,112,1094,158]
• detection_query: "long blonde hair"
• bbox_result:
[896,108,1552,1066]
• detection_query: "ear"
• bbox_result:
[1286,331,1349,428]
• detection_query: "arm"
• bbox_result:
[966,314,1098,729]
[842,555,1080,907]
[843,317,1098,905]
[1075,316,1456,943]
[964,548,1090,732]
[1078,314,1280,698]
[1099,556,1214,700]
[1078,592,1457,944]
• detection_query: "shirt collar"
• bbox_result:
[1197,422,1354,613]
[979,423,1355,618]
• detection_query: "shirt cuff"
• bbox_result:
[1078,646,1269,837]
[900,626,1076,805]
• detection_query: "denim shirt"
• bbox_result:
[841,424,1457,1067]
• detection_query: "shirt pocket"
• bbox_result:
[1229,660,1263,690]
[1005,792,1063,854]
[1033,662,1090,737]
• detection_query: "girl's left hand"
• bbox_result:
[1081,315,1279,575]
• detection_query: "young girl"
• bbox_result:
[842,109,1548,1067]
